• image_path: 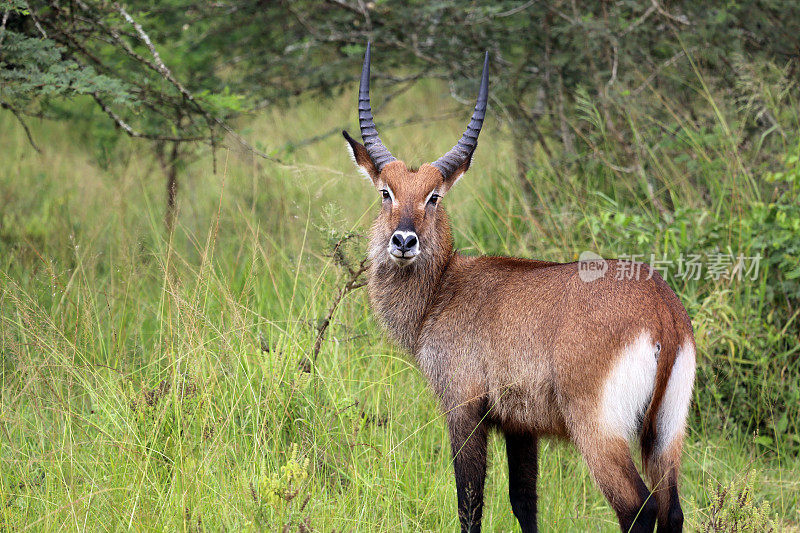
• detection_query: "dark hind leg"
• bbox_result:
[505,431,539,533]
[447,405,488,533]
[575,433,657,532]
[644,434,685,532]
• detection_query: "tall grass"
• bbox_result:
[1,68,799,531]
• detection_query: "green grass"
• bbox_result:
[1,78,799,531]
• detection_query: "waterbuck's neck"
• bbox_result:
[367,210,454,352]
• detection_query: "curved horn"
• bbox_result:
[358,43,396,171]
[432,52,489,179]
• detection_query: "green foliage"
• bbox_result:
[127,374,208,482]
[3,0,28,14]
[700,472,777,532]
[253,443,313,529]
[565,137,800,452]
[6,0,800,173]
[763,147,800,286]
[1,1,244,154]
[0,31,131,106]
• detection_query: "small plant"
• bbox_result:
[259,443,310,506]
[252,443,313,530]
[701,472,777,532]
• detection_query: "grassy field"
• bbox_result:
[2,78,799,531]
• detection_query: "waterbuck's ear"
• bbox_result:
[439,153,473,195]
[343,130,379,184]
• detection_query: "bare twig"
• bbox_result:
[74,2,180,89]
[606,41,619,88]
[356,0,372,31]
[493,0,539,18]
[0,10,10,48]
[448,79,472,106]
[90,93,204,142]
[107,4,285,165]
[284,108,462,152]
[467,0,539,25]
[651,0,690,26]
[325,0,366,18]
[24,1,48,38]
[632,46,701,96]
[113,3,196,105]
[0,101,41,153]
[213,117,286,164]
[311,255,369,362]
[619,4,656,37]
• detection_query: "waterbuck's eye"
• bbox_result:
[381,190,390,201]
[427,194,440,206]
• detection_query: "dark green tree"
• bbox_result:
[1,0,251,230]
[4,1,800,225]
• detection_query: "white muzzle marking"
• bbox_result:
[388,230,419,265]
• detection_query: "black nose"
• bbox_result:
[391,232,418,252]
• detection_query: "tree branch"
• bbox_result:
[0,10,10,48]
[90,93,205,142]
[632,46,701,96]
[0,101,41,153]
[113,3,196,105]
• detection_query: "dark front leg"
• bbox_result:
[447,407,488,533]
[505,432,539,533]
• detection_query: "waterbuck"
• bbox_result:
[342,44,695,533]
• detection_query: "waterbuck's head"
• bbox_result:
[343,43,489,268]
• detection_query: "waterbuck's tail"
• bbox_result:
[640,336,695,466]
[639,299,696,530]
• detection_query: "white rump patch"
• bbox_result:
[601,332,659,440]
[656,339,696,455]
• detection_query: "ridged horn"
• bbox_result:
[358,43,396,171]
[432,52,489,179]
